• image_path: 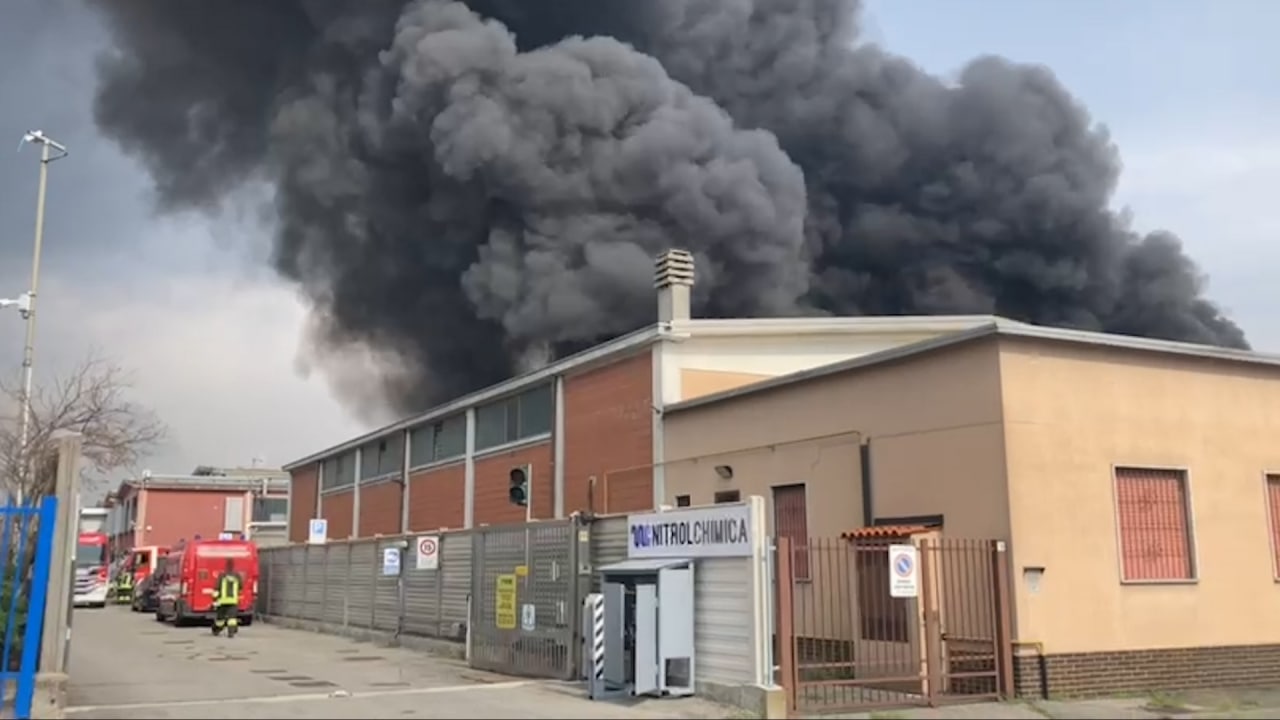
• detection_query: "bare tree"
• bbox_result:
[0,353,167,500]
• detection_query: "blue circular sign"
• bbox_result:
[893,553,914,577]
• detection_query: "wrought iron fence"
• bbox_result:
[776,535,1013,714]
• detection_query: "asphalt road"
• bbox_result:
[64,607,739,719]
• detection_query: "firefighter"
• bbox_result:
[114,567,134,604]
[211,558,243,638]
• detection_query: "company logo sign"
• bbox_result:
[627,504,754,559]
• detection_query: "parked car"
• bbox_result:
[131,573,160,614]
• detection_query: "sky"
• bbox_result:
[0,0,1275,484]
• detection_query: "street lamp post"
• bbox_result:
[11,130,68,501]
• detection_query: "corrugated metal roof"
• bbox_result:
[842,525,933,540]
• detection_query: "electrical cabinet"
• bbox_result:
[592,558,695,699]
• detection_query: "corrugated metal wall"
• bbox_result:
[695,558,755,684]
[259,532,472,641]
[257,511,760,688]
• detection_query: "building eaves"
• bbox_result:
[665,318,1280,415]
[282,323,666,471]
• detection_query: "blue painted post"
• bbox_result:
[14,498,57,720]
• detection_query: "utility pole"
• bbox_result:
[15,130,69,502]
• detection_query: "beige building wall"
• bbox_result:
[998,337,1280,655]
[663,339,1013,644]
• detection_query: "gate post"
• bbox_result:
[775,537,796,713]
[993,540,1015,698]
[920,538,942,706]
[40,432,81,677]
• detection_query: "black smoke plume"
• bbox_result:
[86,0,1248,415]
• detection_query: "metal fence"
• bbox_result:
[776,536,1014,714]
[0,497,58,720]
[258,516,600,680]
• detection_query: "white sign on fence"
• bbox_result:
[627,503,754,559]
[307,518,327,545]
[888,544,919,598]
[416,535,440,570]
[382,547,401,577]
[521,603,536,632]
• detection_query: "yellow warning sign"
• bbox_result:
[514,564,529,577]
[495,574,517,629]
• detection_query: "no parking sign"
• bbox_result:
[888,544,919,598]
[416,535,440,570]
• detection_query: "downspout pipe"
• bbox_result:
[860,438,874,527]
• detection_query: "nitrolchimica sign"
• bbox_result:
[626,504,754,559]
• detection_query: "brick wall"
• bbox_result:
[1014,644,1280,698]
[288,464,319,543]
[138,488,249,549]
[359,480,402,537]
[474,442,553,526]
[408,462,465,531]
[320,491,354,540]
[562,351,654,514]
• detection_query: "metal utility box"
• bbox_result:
[594,558,695,698]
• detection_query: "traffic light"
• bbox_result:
[509,465,531,507]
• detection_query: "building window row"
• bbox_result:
[409,414,466,468]
[360,432,404,481]
[252,495,289,523]
[318,383,555,492]
[475,384,553,451]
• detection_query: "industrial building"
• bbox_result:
[283,250,1008,542]
[105,467,290,552]
[282,248,1280,697]
[661,318,1280,697]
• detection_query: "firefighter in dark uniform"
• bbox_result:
[211,558,243,638]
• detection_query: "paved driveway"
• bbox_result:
[65,607,739,719]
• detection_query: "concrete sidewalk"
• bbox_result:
[64,607,743,719]
[817,689,1280,720]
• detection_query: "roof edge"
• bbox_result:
[283,324,665,471]
[676,314,1014,337]
[668,318,1280,415]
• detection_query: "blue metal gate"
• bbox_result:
[0,498,57,720]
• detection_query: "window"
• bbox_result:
[856,541,909,642]
[1114,467,1195,581]
[253,496,289,523]
[409,414,466,468]
[675,495,691,507]
[475,385,553,451]
[1267,475,1280,577]
[359,433,404,481]
[321,451,356,492]
[772,484,810,580]
[713,490,740,504]
[75,541,106,568]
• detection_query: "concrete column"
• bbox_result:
[464,409,476,528]
[553,376,566,518]
[40,432,82,676]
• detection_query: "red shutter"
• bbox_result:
[1114,468,1193,581]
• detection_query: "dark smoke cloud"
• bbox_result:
[86,0,1248,415]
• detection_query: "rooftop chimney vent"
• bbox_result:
[654,249,695,323]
